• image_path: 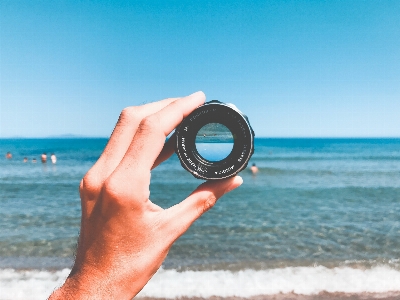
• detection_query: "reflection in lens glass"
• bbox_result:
[195,123,234,161]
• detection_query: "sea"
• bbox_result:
[1,138,400,299]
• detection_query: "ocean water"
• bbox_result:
[195,142,234,161]
[1,138,400,299]
[195,122,235,161]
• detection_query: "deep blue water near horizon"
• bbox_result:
[1,137,400,271]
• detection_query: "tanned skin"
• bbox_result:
[49,92,242,299]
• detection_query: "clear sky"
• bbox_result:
[1,0,399,138]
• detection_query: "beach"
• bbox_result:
[139,294,400,300]
[1,138,400,299]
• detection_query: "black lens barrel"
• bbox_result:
[175,100,254,180]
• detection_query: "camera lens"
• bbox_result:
[175,100,254,180]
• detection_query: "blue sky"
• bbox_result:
[1,0,399,137]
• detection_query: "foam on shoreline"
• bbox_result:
[1,266,400,299]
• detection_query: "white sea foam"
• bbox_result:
[0,268,69,300]
[1,266,400,299]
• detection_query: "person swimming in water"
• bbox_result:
[51,153,57,164]
[41,152,47,163]
[250,162,258,175]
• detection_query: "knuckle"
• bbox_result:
[119,106,141,125]
[198,195,217,215]
[102,176,148,209]
[102,178,128,209]
[80,171,102,198]
[138,115,161,135]
[102,177,121,200]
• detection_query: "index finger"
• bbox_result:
[115,91,205,179]
[89,97,179,180]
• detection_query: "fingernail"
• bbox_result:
[188,91,206,102]
[225,176,243,193]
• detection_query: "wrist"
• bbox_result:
[49,273,104,300]
[49,267,136,300]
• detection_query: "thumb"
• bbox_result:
[164,176,243,241]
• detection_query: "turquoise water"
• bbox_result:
[1,138,400,298]
[195,142,234,161]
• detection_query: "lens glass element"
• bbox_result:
[195,123,234,161]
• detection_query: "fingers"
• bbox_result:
[163,176,243,242]
[80,97,179,202]
[93,97,179,176]
[99,91,205,205]
[118,91,205,176]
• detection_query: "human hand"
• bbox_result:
[49,92,243,299]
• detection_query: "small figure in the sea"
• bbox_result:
[51,153,57,164]
[250,163,258,175]
[23,157,28,163]
[5,152,12,159]
[32,158,37,163]
[41,152,47,163]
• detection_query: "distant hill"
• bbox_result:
[47,134,88,138]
